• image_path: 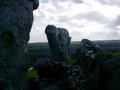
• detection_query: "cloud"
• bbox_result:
[74,11,109,24]
[59,0,83,3]
[71,0,83,3]
[29,0,120,43]
[107,15,120,30]
[96,0,120,7]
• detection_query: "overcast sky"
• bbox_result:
[29,0,120,43]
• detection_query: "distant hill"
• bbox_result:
[28,40,120,60]
[70,40,120,53]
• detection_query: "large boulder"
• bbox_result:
[74,39,104,90]
[45,25,71,61]
[0,0,39,90]
[76,39,104,64]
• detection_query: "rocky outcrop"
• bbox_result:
[76,39,104,90]
[76,39,104,64]
[45,25,71,61]
[0,0,39,90]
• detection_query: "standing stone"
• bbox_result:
[75,39,104,90]
[45,25,71,61]
[0,0,39,90]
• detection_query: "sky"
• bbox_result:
[29,0,120,43]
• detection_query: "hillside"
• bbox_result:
[28,40,120,61]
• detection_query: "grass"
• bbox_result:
[105,51,120,59]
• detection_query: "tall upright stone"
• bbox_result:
[0,0,39,90]
[45,25,71,61]
[75,39,104,90]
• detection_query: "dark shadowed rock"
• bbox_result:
[45,25,71,61]
[34,58,67,90]
[74,39,104,90]
[34,58,66,80]
[0,0,39,90]
[76,39,104,65]
[102,57,120,90]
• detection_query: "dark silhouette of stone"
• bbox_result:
[76,39,104,65]
[0,0,39,90]
[74,39,104,90]
[101,56,120,90]
[45,25,71,61]
[34,58,66,80]
[34,58,67,90]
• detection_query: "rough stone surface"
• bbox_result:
[0,0,39,90]
[45,25,71,61]
[74,39,104,90]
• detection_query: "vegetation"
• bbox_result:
[26,67,38,79]
[28,42,48,52]
[105,52,120,59]
[66,58,77,66]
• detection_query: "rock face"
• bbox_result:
[74,39,104,90]
[45,25,71,61]
[0,0,39,90]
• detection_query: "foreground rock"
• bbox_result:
[34,58,67,80]
[45,25,71,61]
[34,58,67,90]
[102,56,120,90]
[0,0,39,90]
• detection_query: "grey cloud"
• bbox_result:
[59,0,83,3]
[58,11,109,24]
[113,16,120,27]
[29,32,47,43]
[75,11,109,23]
[71,31,83,41]
[108,15,120,30]
[58,15,70,23]
[97,0,120,7]
[40,0,49,3]
[72,0,83,3]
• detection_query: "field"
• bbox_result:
[28,40,120,61]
